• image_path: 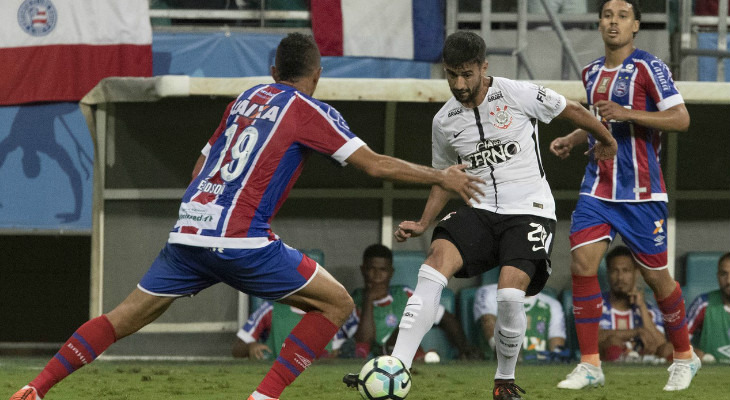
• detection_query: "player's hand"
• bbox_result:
[249,343,273,360]
[550,136,574,159]
[588,138,617,161]
[441,164,485,204]
[394,220,428,242]
[594,100,630,122]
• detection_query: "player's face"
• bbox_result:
[444,61,487,107]
[718,259,730,301]
[608,255,637,296]
[362,257,394,286]
[598,0,640,49]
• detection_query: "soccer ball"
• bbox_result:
[357,355,411,400]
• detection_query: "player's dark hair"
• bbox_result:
[719,252,730,267]
[598,0,642,22]
[605,245,634,269]
[363,244,393,262]
[442,31,486,67]
[275,33,320,82]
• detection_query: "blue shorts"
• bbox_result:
[138,241,318,300]
[569,195,668,269]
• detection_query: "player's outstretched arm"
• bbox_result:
[557,100,617,161]
[395,185,452,242]
[346,145,484,203]
[549,129,588,160]
[594,101,690,132]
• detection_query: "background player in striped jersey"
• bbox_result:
[9,33,484,400]
[686,252,730,364]
[351,31,616,400]
[550,0,699,392]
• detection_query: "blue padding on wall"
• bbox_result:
[152,32,432,79]
[697,32,730,82]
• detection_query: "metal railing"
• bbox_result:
[680,0,730,81]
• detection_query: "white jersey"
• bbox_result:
[432,77,566,220]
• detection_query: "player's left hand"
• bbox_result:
[394,220,428,242]
[594,100,631,122]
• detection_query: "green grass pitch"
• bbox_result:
[1,357,725,399]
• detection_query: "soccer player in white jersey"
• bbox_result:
[8,33,485,400]
[550,0,699,392]
[344,31,616,400]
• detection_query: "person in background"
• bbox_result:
[687,252,730,364]
[551,0,698,391]
[232,301,358,359]
[349,244,481,361]
[474,283,569,363]
[598,246,673,363]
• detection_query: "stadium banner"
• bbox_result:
[0,0,152,106]
[310,0,444,62]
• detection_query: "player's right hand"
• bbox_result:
[441,164,485,203]
[394,220,428,242]
[250,343,273,360]
[549,137,573,159]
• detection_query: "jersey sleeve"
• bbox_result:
[640,56,684,111]
[545,296,567,339]
[473,284,498,321]
[237,301,273,343]
[431,112,459,169]
[500,78,567,124]
[292,96,366,166]
[647,303,665,334]
[202,100,236,157]
[599,294,612,330]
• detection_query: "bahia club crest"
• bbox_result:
[18,0,57,37]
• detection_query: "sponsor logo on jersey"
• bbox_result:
[489,105,513,129]
[487,91,504,102]
[231,99,280,122]
[447,107,463,117]
[18,0,57,37]
[453,128,465,138]
[386,313,399,327]
[653,219,665,234]
[466,138,520,168]
[649,59,671,92]
[175,202,223,230]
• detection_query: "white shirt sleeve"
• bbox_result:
[500,78,567,124]
[473,284,498,321]
[431,112,459,169]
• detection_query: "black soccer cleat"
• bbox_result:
[343,372,359,388]
[493,379,526,400]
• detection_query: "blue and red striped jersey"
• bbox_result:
[580,49,684,202]
[169,83,365,248]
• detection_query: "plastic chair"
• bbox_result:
[391,250,426,288]
[682,252,724,286]
[560,289,580,361]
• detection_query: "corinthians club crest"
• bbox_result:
[18,0,57,37]
[490,105,513,129]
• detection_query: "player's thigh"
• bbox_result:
[432,206,498,279]
[106,288,176,338]
[615,201,669,270]
[569,195,616,252]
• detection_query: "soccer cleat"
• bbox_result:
[9,386,42,400]
[663,351,701,391]
[246,396,278,400]
[492,380,526,400]
[342,372,359,388]
[557,362,605,389]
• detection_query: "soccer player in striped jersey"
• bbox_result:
[551,0,699,392]
[8,33,484,400]
[354,31,616,400]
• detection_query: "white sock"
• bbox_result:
[391,264,447,369]
[494,288,526,380]
[249,391,275,400]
